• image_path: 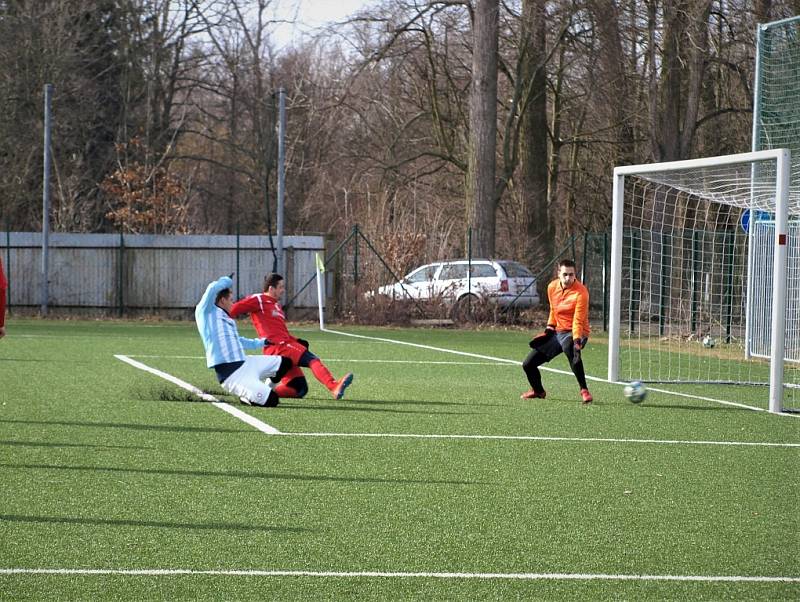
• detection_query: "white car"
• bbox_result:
[374,259,540,312]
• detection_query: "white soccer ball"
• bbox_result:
[702,335,716,348]
[624,381,647,404]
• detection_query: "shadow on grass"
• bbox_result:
[0,439,153,450]
[520,396,601,406]
[2,462,485,486]
[145,391,485,413]
[341,398,472,407]
[0,357,77,363]
[276,403,478,415]
[133,385,215,403]
[0,514,311,533]
[635,403,752,412]
[0,419,249,434]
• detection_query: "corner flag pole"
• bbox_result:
[41,83,53,316]
[315,252,325,330]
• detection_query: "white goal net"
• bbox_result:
[608,149,799,414]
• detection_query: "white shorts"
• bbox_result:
[221,356,283,406]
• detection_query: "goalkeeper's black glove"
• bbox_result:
[572,336,588,367]
[296,338,310,349]
[529,326,556,349]
[262,337,271,346]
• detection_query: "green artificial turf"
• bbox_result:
[0,317,798,600]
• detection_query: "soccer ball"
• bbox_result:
[624,381,647,404]
[702,335,716,348]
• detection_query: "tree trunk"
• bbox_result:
[655,0,685,161]
[679,2,712,158]
[652,0,711,161]
[466,0,499,257]
[588,0,636,166]
[518,0,552,271]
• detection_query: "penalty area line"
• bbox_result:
[113,355,281,435]
[0,568,798,583]
[321,328,778,415]
[283,431,800,448]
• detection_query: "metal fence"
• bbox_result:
[2,232,326,316]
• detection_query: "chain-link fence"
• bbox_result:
[286,226,612,329]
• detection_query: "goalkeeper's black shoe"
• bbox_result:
[520,389,546,399]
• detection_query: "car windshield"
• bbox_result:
[500,261,533,278]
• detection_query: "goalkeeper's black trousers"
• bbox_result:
[522,348,588,392]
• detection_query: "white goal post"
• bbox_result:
[608,148,795,414]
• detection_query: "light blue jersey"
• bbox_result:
[195,276,265,368]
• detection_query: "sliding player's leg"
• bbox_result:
[223,355,287,407]
[298,351,353,400]
[273,366,309,398]
[264,340,353,400]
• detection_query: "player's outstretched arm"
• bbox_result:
[195,276,233,324]
[239,336,269,350]
[230,295,261,319]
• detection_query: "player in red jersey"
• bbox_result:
[230,273,353,400]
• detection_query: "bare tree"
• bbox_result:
[517,0,552,271]
[182,0,282,233]
[465,0,499,256]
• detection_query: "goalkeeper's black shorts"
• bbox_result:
[534,331,577,361]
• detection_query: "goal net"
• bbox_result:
[608,149,799,414]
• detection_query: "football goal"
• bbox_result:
[607,148,799,414]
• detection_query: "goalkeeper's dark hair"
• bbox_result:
[215,288,232,304]
[263,272,284,292]
[558,258,577,270]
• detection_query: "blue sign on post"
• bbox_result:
[740,209,773,232]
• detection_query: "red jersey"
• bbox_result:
[0,256,7,328]
[230,293,294,343]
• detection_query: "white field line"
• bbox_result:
[113,355,281,435]
[114,354,798,448]
[322,328,798,416]
[321,328,522,366]
[1,568,798,583]
[282,431,800,448]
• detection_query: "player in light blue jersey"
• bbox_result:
[195,275,291,406]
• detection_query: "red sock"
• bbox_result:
[309,358,337,390]
[273,382,300,397]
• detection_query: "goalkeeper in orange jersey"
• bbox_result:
[230,272,353,401]
[521,259,593,404]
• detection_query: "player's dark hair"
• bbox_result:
[263,272,284,292]
[558,259,577,270]
[215,288,232,304]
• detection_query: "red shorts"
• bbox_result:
[263,340,307,365]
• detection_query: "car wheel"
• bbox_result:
[451,294,478,322]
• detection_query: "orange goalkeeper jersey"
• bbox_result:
[546,278,590,340]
